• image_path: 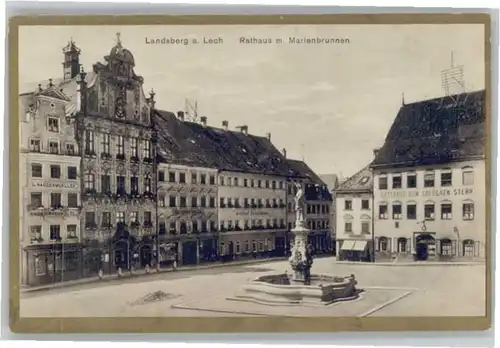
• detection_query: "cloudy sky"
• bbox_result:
[19,24,485,178]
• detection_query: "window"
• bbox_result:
[158,171,165,182]
[48,117,59,132]
[116,135,125,156]
[85,212,96,226]
[130,176,139,193]
[361,222,370,234]
[101,174,111,193]
[344,200,352,210]
[49,225,61,240]
[66,143,75,155]
[68,193,78,208]
[424,171,435,187]
[191,196,197,207]
[378,176,388,190]
[200,174,206,185]
[201,196,207,207]
[85,130,94,154]
[30,225,42,240]
[463,240,475,257]
[49,141,59,154]
[169,196,176,207]
[180,196,187,207]
[143,140,151,159]
[407,204,417,220]
[116,176,126,193]
[116,211,125,223]
[379,237,388,251]
[102,212,111,226]
[345,222,352,232]
[441,203,452,220]
[392,174,402,189]
[191,173,197,184]
[30,193,42,208]
[209,197,215,208]
[67,166,77,180]
[169,171,176,182]
[130,138,138,158]
[30,139,41,152]
[424,203,435,220]
[31,163,42,178]
[407,173,417,188]
[220,176,225,186]
[440,239,453,256]
[179,173,186,183]
[67,225,77,238]
[462,170,474,186]
[392,203,402,220]
[379,204,388,219]
[50,165,61,179]
[144,177,151,193]
[463,202,474,220]
[209,175,215,185]
[130,211,138,222]
[50,193,61,208]
[441,171,452,187]
[180,221,187,234]
[85,174,95,191]
[102,133,110,155]
[361,199,369,210]
[397,238,407,253]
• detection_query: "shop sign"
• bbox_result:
[29,208,79,217]
[31,180,78,189]
[380,187,474,199]
[236,211,269,216]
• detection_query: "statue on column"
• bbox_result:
[294,182,305,225]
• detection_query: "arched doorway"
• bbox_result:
[378,237,389,252]
[397,237,407,253]
[415,234,435,261]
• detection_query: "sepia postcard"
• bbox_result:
[8,14,492,333]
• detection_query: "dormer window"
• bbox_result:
[48,117,59,132]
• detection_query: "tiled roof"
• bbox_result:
[154,110,291,176]
[20,73,96,102]
[371,90,486,169]
[286,159,326,185]
[335,165,372,193]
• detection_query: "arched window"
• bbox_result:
[379,237,389,252]
[392,200,403,220]
[463,239,475,257]
[397,237,407,253]
[440,238,453,256]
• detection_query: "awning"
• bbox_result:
[341,240,355,251]
[352,240,368,251]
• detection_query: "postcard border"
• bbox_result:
[8,13,493,333]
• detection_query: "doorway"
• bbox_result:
[415,234,435,261]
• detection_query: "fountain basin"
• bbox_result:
[229,273,360,306]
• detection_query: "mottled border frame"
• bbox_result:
[5,11,494,334]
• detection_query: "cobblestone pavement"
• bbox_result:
[20,258,486,318]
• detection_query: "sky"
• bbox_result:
[19,24,485,178]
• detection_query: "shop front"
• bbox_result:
[24,242,83,286]
[338,239,372,262]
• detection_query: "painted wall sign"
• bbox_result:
[235,211,269,216]
[29,208,79,217]
[31,180,78,189]
[380,188,474,199]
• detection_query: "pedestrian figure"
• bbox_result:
[173,259,177,271]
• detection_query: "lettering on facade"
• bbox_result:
[236,211,269,216]
[29,208,79,217]
[31,181,78,189]
[380,188,474,199]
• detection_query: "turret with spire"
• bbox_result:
[62,38,81,81]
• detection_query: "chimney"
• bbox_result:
[222,120,228,130]
[239,125,248,135]
[200,116,207,127]
[282,148,287,158]
[266,132,271,141]
[177,111,185,121]
[373,148,380,158]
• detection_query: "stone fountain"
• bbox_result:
[229,183,360,306]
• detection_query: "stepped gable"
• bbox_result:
[153,110,290,176]
[371,90,486,169]
[335,165,372,193]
